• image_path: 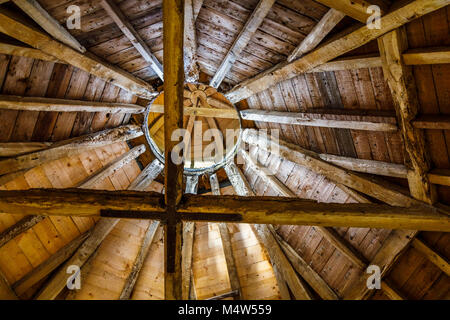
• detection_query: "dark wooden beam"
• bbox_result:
[163,0,185,300]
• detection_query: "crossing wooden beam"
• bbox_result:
[184,0,201,82]
[163,0,185,300]
[127,159,164,191]
[0,189,449,231]
[0,215,45,249]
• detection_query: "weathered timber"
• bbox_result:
[127,159,164,191]
[0,215,45,249]
[379,28,436,204]
[0,95,145,113]
[0,125,142,176]
[240,109,397,131]
[287,9,345,62]
[0,190,449,231]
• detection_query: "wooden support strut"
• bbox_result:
[163,0,185,300]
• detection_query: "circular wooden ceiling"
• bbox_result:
[143,83,241,174]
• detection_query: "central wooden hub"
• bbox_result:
[143,83,241,174]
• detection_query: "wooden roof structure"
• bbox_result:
[0,0,449,300]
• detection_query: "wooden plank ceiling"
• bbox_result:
[0,0,448,300]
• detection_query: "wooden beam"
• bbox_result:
[317,153,408,178]
[287,9,345,62]
[344,229,417,299]
[181,221,195,300]
[120,221,160,299]
[225,0,449,103]
[378,28,436,204]
[182,176,197,299]
[429,169,450,187]
[127,159,164,191]
[100,0,163,80]
[0,8,156,99]
[0,95,145,113]
[12,231,90,296]
[0,142,52,157]
[411,238,450,276]
[242,129,419,207]
[0,189,449,231]
[0,269,17,300]
[0,215,45,249]
[224,161,255,197]
[381,280,405,300]
[0,42,64,63]
[12,0,85,52]
[36,218,119,300]
[240,109,397,132]
[163,0,185,301]
[403,46,450,65]
[0,125,142,176]
[76,145,146,189]
[210,173,242,300]
[413,115,450,130]
[184,0,200,82]
[209,0,276,88]
[253,224,313,300]
[271,226,339,300]
[150,103,239,119]
[314,0,388,23]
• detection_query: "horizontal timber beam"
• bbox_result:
[0,189,449,231]
[0,42,64,63]
[0,8,156,99]
[240,109,397,131]
[0,95,145,113]
[0,142,52,157]
[225,0,449,103]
